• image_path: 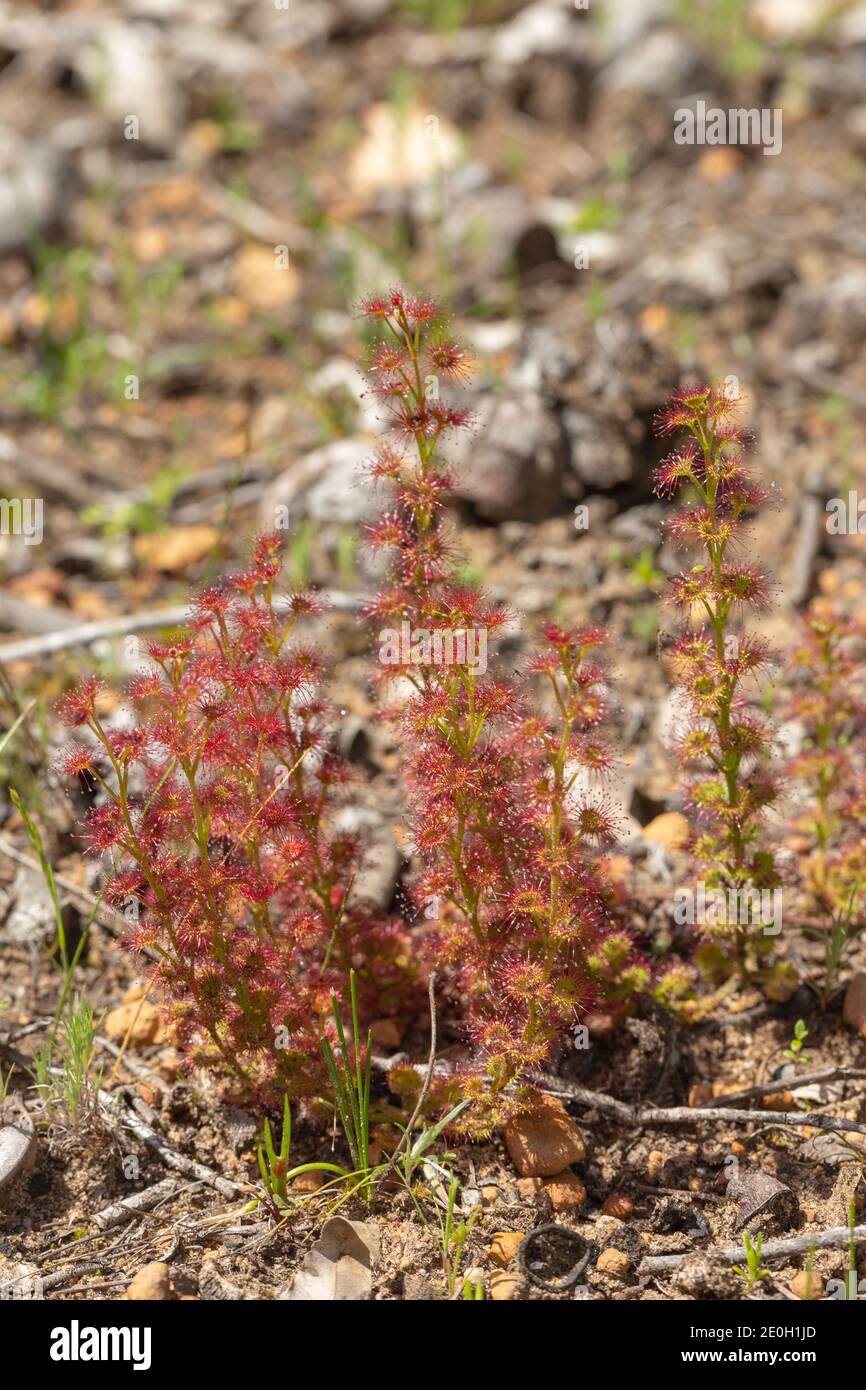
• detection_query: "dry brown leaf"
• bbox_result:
[133,525,218,574]
[282,1217,379,1301]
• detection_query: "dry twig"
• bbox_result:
[639,1224,866,1273]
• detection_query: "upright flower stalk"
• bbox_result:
[786,605,864,903]
[361,291,633,1121]
[786,605,866,999]
[654,385,780,969]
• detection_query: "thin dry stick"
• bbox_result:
[639,1105,866,1139]
[788,492,825,607]
[0,605,190,664]
[41,1262,104,1292]
[538,1078,866,1138]
[639,1224,866,1274]
[97,1089,244,1199]
[92,1177,184,1232]
[535,1078,637,1121]
[96,1037,170,1093]
[385,972,438,1176]
[0,591,368,664]
[695,1066,866,1109]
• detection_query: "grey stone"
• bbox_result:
[441,185,560,287]
[644,241,732,304]
[0,135,69,254]
[76,22,185,150]
[259,439,380,530]
[670,1252,740,1300]
[591,0,669,58]
[727,1169,797,1235]
[5,867,59,947]
[599,29,700,96]
[563,409,634,489]
[452,392,567,522]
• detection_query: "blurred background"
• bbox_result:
[0,0,865,821]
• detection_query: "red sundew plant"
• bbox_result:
[360,289,649,1122]
[654,384,782,972]
[785,604,865,905]
[785,604,866,998]
[56,534,411,1106]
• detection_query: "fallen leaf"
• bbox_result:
[133,525,218,574]
[282,1217,379,1300]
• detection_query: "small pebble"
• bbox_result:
[596,1249,631,1278]
[488,1271,522,1301]
[489,1232,523,1269]
[124,1262,171,1301]
[602,1195,634,1219]
[790,1270,825,1301]
[646,1150,666,1183]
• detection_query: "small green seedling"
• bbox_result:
[845,1199,858,1300]
[30,995,103,1128]
[462,1276,485,1300]
[626,546,664,592]
[440,1171,481,1298]
[783,1019,812,1066]
[258,1094,293,1215]
[393,1099,470,1189]
[254,1095,360,1222]
[733,1232,771,1289]
[0,1062,15,1104]
[800,1242,817,1301]
[321,970,374,1199]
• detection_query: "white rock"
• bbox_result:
[489,2,579,67]
[0,134,67,254]
[751,0,836,41]
[644,241,732,303]
[260,438,381,530]
[349,103,463,195]
[600,30,697,96]
[654,687,692,753]
[309,358,382,434]
[5,866,58,946]
[77,22,184,150]
[592,0,669,58]
[0,1111,36,1196]
[0,1255,42,1299]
